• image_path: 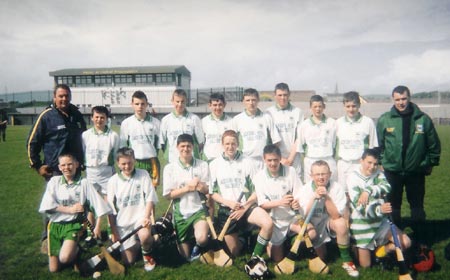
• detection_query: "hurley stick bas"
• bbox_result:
[274,198,319,275]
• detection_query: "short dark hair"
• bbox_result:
[263,144,281,157]
[58,152,77,163]
[343,91,361,105]
[274,83,290,93]
[132,90,148,102]
[392,85,410,97]
[177,133,194,145]
[54,84,71,96]
[310,95,325,106]
[209,93,226,104]
[91,105,109,117]
[173,89,187,99]
[116,147,135,161]
[311,160,330,173]
[243,88,259,100]
[361,148,380,161]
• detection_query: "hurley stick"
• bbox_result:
[389,216,412,280]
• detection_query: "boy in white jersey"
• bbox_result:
[336,91,378,192]
[299,160,359,277]
[107,147,158,271]
[163,134,210,261]
[254,144,303,262]
[202,93,233,161]
[298,95,337,183]
[232,88,281,169]
[82,106,119,196]
[160,89,205,163]
[347,149,410,268]
[266,83,304,178]
[210,130,273,265]
[120,91,161,187]
[39,153,111,272]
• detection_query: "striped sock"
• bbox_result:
[252,234,269,256]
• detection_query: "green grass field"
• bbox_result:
[0,125,449,279]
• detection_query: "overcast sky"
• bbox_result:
[1,0,449,95]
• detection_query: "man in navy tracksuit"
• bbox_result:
[26,84,86,252]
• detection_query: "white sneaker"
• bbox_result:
[143,255,156,272]
[342,261,359,277]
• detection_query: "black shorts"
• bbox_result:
[216,204,257,236]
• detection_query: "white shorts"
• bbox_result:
[303,156,337,184]
[358,219,391,250]
[270,216,297,246]
[312,218,334,248]
[337,159,359,192]
[86,166,115,195]
[116,221,142,251]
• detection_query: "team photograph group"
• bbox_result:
[26,82,441,279]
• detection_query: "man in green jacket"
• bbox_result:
[376,85,440,227]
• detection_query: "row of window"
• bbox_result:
[56,73,182,87]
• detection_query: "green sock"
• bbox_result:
[338,244,351,262]
[252,235,269,256]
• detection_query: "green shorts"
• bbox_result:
[174,210,207,243]
[48,221,83,256]
[136,157,160,187]
[217,205,256,236]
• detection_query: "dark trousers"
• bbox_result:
[0,126,5,141]
[384,170,426,226]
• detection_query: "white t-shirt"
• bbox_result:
[336,114,378,161]
[120,114,160,159]
[202,113,233,161]
[107,169,158,228]
[232,109,281,159]
[298,116,336,158]
[160,111,205,163]
[39,175,112,222]
[83,126,119,168]
[163,158,209,219]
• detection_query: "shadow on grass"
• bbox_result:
[401,218,450,246]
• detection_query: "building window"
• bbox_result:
[155,73,174,85]
[57,76,74,86]
[95,75,113,86]
[115,74,133,85]
[75,76,93,87]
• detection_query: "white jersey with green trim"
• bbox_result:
[336,114,378,161]
[106,169,158,228]
[39,175,112,222]
[298,116,336,158]
[83,126,119,168]
[120,114,160,159]
[266,103,304,158]
[299,180,347,227]
[209,152,257,204]
[232,109,281,159]
[160,111,205,163]
[163,158,209,220]
[254,166,302,223]
[202,113,233,160]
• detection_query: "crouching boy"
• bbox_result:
[107,147,158,271]
[39,153,111,272]
[347,148,411,267]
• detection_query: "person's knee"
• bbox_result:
[401,234,412,249]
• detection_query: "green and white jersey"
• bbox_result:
[336,114,378,161]
[254,166,301,225]
[202,113,233,160]
[39,175,112,223]
[120,114,160,159]
[232,109,281,160]
[107,169,158,228]
[160,111,205,163]
[298,115,336,158]
[163,158,209,220]
[209,152,257,204]
[347,168,391,247]
[83,126,119,167]
[266,103,304,158]
[299,180,347,227]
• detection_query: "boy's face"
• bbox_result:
[117,156,135,177]
[243,95,259,115]
[310,164,331,187]
[344,101,360,119]
[360,155,378,177]
[58,156,79,180]
[132,97,148,116]
[274,89,290,109]
[222,135,238,158]
[310,101,325,119]
[177,141,193,159]
[264,152,281,175]
[91,111,107,130]
[209,99,225,118]
[172,94,186,115]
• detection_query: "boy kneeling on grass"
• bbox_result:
[39,153,112,273]
[107,147,158,272]
[347,148,411,268]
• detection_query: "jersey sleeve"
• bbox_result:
[265,113,281,145]
[84,180,112,217]
[27,109,51,169]
[367,117,379,148]
[162,164,175,196]
[330,181,347,215]
[119,119,129,148]
[106,176,118,216]
[38,177,59,213]
[143,170,158,204]
[193,115,205,145]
